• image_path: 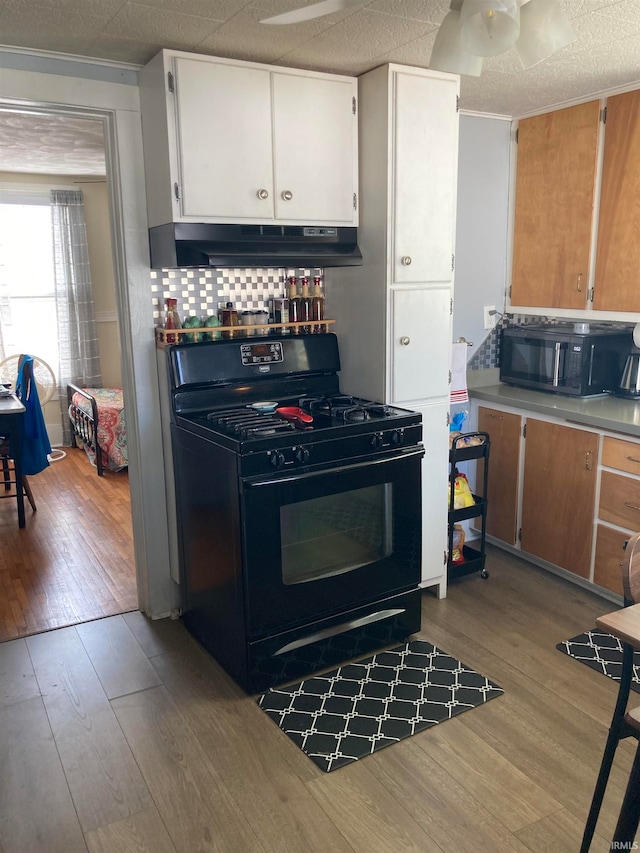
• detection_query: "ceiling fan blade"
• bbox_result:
[260,0,361,25]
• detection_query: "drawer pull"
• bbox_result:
[585,450,593,471]
[623,502,640,512]
[489,414,504,420]
[627,455,640,464]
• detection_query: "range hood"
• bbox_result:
[149,223,362,270]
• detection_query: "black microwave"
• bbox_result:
[500,324,631,397]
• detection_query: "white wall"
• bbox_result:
[0,52,177,619]
[453,114,511,359]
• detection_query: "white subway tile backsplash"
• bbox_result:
[152,267,320,324]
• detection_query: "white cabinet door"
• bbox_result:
[173,58,275,220]
[391,287,452,404]
[416,400,449,593]
[392,71,459,284]
[272,73,357,224]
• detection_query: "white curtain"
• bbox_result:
[51,189,102,444]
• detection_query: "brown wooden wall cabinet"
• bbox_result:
[510,87,640,315]
[593,89,640,312]
[476,406,521,545]
[511,101,600,310]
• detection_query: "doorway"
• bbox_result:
[0,107,137,640]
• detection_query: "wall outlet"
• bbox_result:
[483,305,497,330]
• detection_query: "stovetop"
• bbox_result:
[166,335,423,477]
[201,394,412,438]
[174,392,423,477]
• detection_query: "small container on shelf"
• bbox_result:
[220,302,239,338]
[299,277,312,334]
[288,277,301,334]
[163,297,181,344]
[311,275,325,333]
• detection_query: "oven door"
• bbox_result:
[241,447,424,638]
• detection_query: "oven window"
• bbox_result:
[280,484,392,584]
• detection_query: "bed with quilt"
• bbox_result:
[67,384,127,476]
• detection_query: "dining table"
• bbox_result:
[595,602,640,849]
[0,391,27,527]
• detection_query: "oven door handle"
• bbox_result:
[244,447,425,488]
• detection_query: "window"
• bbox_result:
[0,188,59,378]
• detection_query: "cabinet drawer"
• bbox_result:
[599,470,640,530]
[594,524,630,595]
[602,436,640,477]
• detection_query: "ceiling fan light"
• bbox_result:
[516,0,576,69]
[460,0,520,57]
[430,9,484,76]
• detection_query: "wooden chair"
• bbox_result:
[0,356,37,519]
[581,530,640,852]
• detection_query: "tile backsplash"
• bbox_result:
[151,267,320,324]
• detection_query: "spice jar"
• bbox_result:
[164,297,181,344]
[220,302,239,338]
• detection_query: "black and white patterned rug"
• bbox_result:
[257,639,504,772]
[557,629,640,693]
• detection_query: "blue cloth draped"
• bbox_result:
[16,355,52,476]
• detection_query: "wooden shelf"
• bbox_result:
[156,319,336,347]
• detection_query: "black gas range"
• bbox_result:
[163,333,424,692]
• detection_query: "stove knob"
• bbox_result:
[295,447,310,464]
[270,451,286,468]
[390,429,404,446]
[370,432,383,450]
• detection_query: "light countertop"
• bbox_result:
[468,382,640,438]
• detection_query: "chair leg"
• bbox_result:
[581,642,636,853]
[23,476,36,512]
[1,455,10,490]
[611,740,640,850]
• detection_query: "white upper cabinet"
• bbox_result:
[139,50,358,228]
[392,72,459,284]
[272,73,356,223]
[174,59,274,221]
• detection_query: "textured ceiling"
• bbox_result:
[1,0,640,174]
[0,112,106,175]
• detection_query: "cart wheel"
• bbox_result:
[480,569,489,579]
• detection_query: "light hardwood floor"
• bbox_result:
[0,446,137,642]
[0,545,636,852]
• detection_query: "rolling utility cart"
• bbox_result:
[447,432,490,580]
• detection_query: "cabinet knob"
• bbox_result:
[257,189,269,200]
[400,336,411,346]
[401,255,412,266]
[281,190,293,201]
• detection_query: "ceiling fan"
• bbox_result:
[259,0,364,26]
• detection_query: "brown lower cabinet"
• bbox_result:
[594,524,629,596]
[520,419,599,578]
[474,403,640,594]
[476,406,521,545]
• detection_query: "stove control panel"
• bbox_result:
[240,342,283,365]
[244,426,419,479]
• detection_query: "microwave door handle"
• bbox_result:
[553,342,561,387]
[588,343,595,386]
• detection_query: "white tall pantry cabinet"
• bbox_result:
[326,64,459,598]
